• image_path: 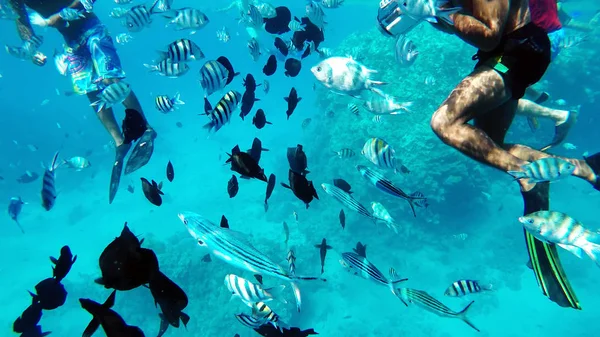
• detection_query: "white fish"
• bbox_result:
[306,1,326,30]
[395,35,419,67]
[56,122,61,129]
[217,26,230,42]
[363,95,412,115]
[311,56,387,99]
[40,99,50,106]
[453,233,468,241]
[563,143,577,150]
[90,82,131,112]
[116,33,133,45]
[164,7,210,32]
[288,19,305,32]
[248,38,261,61]
[371,202,399,233]
[58,8,86,27]
[399,0,461,25]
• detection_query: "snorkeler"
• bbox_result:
[7,0,156,204]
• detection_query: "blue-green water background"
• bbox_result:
[1,0,599,336]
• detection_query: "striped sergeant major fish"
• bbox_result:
[123,3,159,32]
[155,93,184,113]
[202,90,242,133]
[144,58,190,78]
[361,137,407,173]
[235,312,264,329]
[90,82,131,112]
[508,157,575,183]
[158,38,204,63]
[199,60,230,97]
[340,252,407,294]
[41,152,61,211]
[347,103,359,115]
[178,212,321,283]
[225,274,287,305]
[396,288,480,332]
[320,183,375,220]
[164,8,210,32]
[444,280,493,297]
[357,165,426,217]
[248,38,261,62]
[251,301,289,331]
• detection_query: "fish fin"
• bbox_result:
[425,17,438,23]
[202,121,215,132]
[582,241,600,267]
[266,121,273,125]
[557,243,584,259]
[15,220,25,233]
[94,277,105,286]
[180,312,191,327]
[82,317,100,337]
[265,285,288,304]
[457,301,480,332]
[527,116,540,132]
[41,332,51,337]
[507,170,527,179]
[50,256,58,264]
[408,199,417,217]
[143,63,157,72]
[220,215,229,228]
[103,290,116,308]
[284,97,289,102]
[173,92,185,105]
[280,183,291,189]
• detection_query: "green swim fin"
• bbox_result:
[522,182,581,309]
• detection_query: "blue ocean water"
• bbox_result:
[1,0,600,336]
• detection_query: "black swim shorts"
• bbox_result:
[474,23,551,100]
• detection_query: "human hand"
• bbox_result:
[32,51,47,67]
[430,18,456,35]
[46,13,63,27]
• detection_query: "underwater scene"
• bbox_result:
[1,0,600,336]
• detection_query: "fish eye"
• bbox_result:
[317,66,322,72]
[183,219,188,225]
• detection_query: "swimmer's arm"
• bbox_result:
[7,0,35,41]
[447,0,510,52]
[46,0,85,27]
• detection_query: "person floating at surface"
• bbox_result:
[7,0,157,204]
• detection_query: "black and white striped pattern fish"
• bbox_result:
[361,138,399,172]
[202,90,242,133]
[154,0,173,12]
[288,19,305,32]
[243,4,263,28]
[123,4,155,32]
[333,148,355,159]
[155,93,184,113]
[347,103,359,115]
[41,152,61,211]
[235,312,264,329]
[165,8,209,31]
[144,59,190,77]
[306,1,326,30]
[251,302,288,331]
[90,82,131,112]
[411,191,429,208]
[357,165,426,217]
[225,274,286,305]
[286,249,296,276]
[444,280,493,297]
[372,115,383,123]
[321,183,374,220]
[159,38,204,63]
[200,60,230,97]
[286,248,303,312]
[248,38,261,62]
[341,252,407,294]
[396,288,480,332]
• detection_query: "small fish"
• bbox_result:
[265,174,276,211]
[353,242,367,257]
[339,209,346,229]
[371,202,399,234]
[333,148,355,159]
[90,82,131,112]
[507,157,576,183]
[225,274,286,305]
[253,109,273,129]
[287,144,309,175]
[289,18,306,32]
[110,7,129,18]
[453,233,468,241]
[445,280,493,297]
[256,3,277,18]
[398,0,461,25]
[361,138,407,173]
[164,8,209,32]
[563,143,577,150]
[158,38,204,63]
[175,122,183,128]
[12,303,43,334]
[41,152,61,211]
[519,211,600,265]
[411,191,429,208]
[58,8,85,27]
[284,58,302,78]
[154,0,173,12]
[248,38,261,62]
[201,254,211,262]
[203,90,243,133]
[243,74,260,92]
[49,245,77,282]
[396,288,479,332]
[216,56,240,85]
[228,175,239,198]
[312,57,386,99]
[115,33,133,45]
[127,184,135,194]
[281,169,319,209]
[144,59,190,77]
[251,302,289,331]
[293,211,299,222]
[306,1,326,30]
[372,115,383,123]
[321,183,373,220]
[166,161,174,182]
[62,156,91,171]
[363,95,412,115]
[424,76,436,85]
[155,93,185,113]
[332,178,352,194]
[217,26,230,42]
[29,277,67,310]
[284,87,302,119]
[283,222,290,246]
[243,4,263,28]
[555,99,567,106]
[199,60,230,97]
[114,0,133,4]
[322,0,344,9]
[347,103,359,116]
[8,197,25,233]
[123,4,156,32]
[235,312,264,329]
[263,80,270,94]
[263,55,277,76]
[301,118,312,129]
[240,89,260,120]
[395,35,419,67]
[27,144,39,152]
[141,178,164,206]
[340,252,406,294]
[314,238,332,274]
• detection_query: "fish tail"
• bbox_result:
[457,301,480,332]
[50,151,61,171]
[408,199,417,217]
[202,121,215,132]
[582,237,600,267]
[395,101,413,113]
[143,63,157,72]
[173,92,185,105]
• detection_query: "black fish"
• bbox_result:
[41,152,60,211]
[240,89,259,120]
[17,171,39,184]
[80,291,145,337]
[263,6,292,34]
[264,174,276,212]
[141,178,164,206]
[255,325,319,337]
[216,56,240,85]
[274,37,289,57]
[339,209,345,229]
[314,238,332,274]
[284,58,301,77]
[287,145,308,175]
[243,73,260,92]
[29,278,67,310]
[13,303,43,334]
[122,108,146,145]
[166,161,174,182]
[248,138,269,163]
[263,55,277,76]
[220,215,229,228]
[127,184,135,194]
[228,175,239,198]
[149,271,190,329]
[284,87,301,119]
[301,43,311,59]
[399,165,410,174]
[175,121,183,128]
[201,254,212,262]
[353,242,367,258]
[281,169,318,208]
[8,196,25,233]
[292,17,325,50]
[333,178,352,194]
[19,324,50,337]
[227,145,268,182]
[203,97,212,114]
[50,245,77,282]
[252,109,272,129]
[95,224,160,291]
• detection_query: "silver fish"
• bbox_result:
[199,60,230,97]
[58,8,86,27]
[395,35,419,67]
[508,157,575,183]
[155,93,184,113]
[225,274,286,305]
[248,38,261,61]
[144,59,190,77]
[321,183,374,220]
[306,1,326,30]
[123,5,155,32]
[322,0,344,8]
[158,38,204,63]
[363,95,412,115]
[371,202,399,233]
[311,56,386,99]
[251,302,288,331]
[202,90,242,133]
[110,7,129,18]
[90,82,131,112]
[115,33,133,45]
[399,0,461,25]
[165,7,209,31]
[63,156,91,170]
[256,2,276,18]
[340,252,406,294]
[8,197,25,233]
